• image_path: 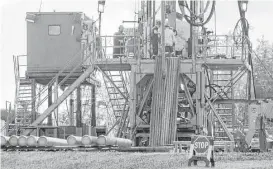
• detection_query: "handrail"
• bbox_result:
[16,40,97,114]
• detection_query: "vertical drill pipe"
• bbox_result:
[161,1,166,71]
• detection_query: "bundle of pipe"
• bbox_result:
[27,135,39,146]
[38,136,68,147]
[18,135,28,147]
[81,135,98,146]
[149,56,166,147]
[67,135,83,146]
[9,135,19,146]
[1,136,10,146]
[160,57,180,144]
[169,57,180,144]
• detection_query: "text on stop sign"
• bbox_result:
[194,142,209,149]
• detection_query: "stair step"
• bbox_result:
[108,92,126,95]
[218,114,232,116]
[215,108,232,110]
[112,104,126,106]
[113,109,126,111]
[18,96,32,99]
[110,98,125,100]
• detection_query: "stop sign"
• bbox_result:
[193,136,210,154]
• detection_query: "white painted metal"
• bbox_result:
[38,136,68,147]
[18,135,28,146]
[9,135,19,146]
[1,136,10,146]
[27,135,39,146]
[81,135,98,146]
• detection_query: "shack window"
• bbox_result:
[48,25,61,35]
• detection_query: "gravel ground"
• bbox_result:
[1,151,273,169]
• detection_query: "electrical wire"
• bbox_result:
[178,0,216,27]
[39,0,43,12]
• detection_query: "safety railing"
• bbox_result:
[195,34,249,61]
[97,35,141,60]
[12,40,97,128]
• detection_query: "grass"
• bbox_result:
[1,151,273,169]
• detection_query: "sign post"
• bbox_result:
[188,135,215,167]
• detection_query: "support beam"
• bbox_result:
[54,76,59,126]
[91,84,96,128]
[180,74,195,117]
[69,97,74,126]
[31,79,36,123]
[76,86,82,128]
[129,66,137,130]
[22,65,95,136]
[137,78,154,117]
[47,85,53,126]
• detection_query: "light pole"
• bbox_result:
[98,0,106,37]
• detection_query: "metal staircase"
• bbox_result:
[8,37,99,136]
[15,79,35,128]
[212,70,234,141]
[100,70,130,137]
[103,71,129,117]
[1,56,36,135]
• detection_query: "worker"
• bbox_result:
[173,29,184,57]
[151,20,161,59]
[113,25,126,58]
[164,20,175,57]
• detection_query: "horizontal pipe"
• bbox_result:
[27,135,39,146]
[97,135,117,146]
[67,135,83,146]
[81,135,98,146]
[9,135,19,146]
[1,136,10,146]
[38,136,68,147]
[96,135,132,148]
[116,138,132,148]
[18,136,28,147]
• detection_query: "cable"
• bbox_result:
[178,0,216,27]
[39,0,43,12]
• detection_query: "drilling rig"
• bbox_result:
[2,0,273,152]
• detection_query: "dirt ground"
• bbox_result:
[1,151,273,169]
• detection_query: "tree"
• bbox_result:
[252,37,273,99]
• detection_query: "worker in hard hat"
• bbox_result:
[151,20,162,59]
[113,25,126,58]
[164,20,175,56]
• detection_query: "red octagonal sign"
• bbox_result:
[193,136,210,154]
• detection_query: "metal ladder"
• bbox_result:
[20,38,99,135]
[3,56,36,135]
[101,70,130,137]
[212,70,234,141]
[15,79,34,128]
